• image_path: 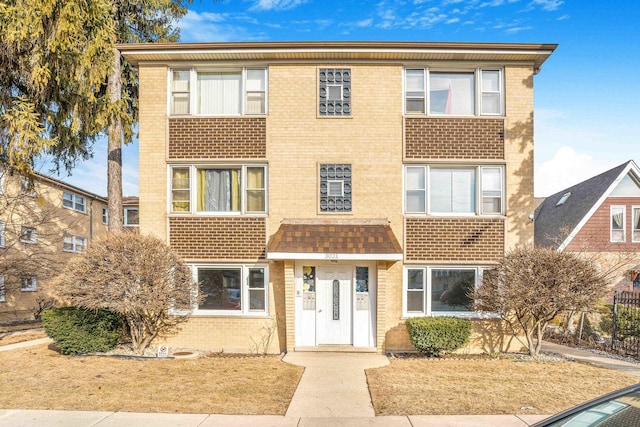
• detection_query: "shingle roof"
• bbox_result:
[267,219,403,260]
[534,161,633,249]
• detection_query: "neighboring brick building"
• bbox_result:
[0,171,109,321]
[120,41,556,353]
[534,160,640,291]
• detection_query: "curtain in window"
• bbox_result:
[612,211,624,230]
[429,72,474,115]
[197,72,241,115]
[197,170,240,212]
[171,168,190,212]
[246,167,265,212]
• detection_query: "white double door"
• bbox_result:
[316,265,352,345]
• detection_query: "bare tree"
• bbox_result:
[472,246,611,356]
[55,233,197,354]
[0,171,86,320]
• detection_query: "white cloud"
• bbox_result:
[178,10,262,42]
[525,0,563,11]
[251,0,309,11]
[446,17,461,24]
[535,147,607,197]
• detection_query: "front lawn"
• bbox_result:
[367,357,638,415]
[0,345,303,415]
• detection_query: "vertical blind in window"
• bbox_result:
[430,168,475,213]
[634,207,640,242]
[197,72,242,115]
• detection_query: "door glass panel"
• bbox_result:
[356,267,369,292]
[332,279,340,320]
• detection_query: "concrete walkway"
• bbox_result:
[542,341,640,377]
[0,337,52,352]
[283,352,389,418]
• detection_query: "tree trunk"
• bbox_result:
[107,48,123,233]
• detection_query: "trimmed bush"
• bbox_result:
[406,316,472,356]
[41,307,122,355]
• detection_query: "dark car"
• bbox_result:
[532,383,640,427]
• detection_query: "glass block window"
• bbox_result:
[319,68,351,116]
[320,164,352,212]
[356,267,369,293]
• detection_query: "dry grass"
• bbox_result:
[367,358,639,416]
[0,345,303,415]
[0,331,48,346]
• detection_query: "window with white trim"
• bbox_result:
[0,275,5,302]
[21,276,37,292]
[404,165,504,215]
[20,226,37,244]
[102,207,109,225]
[170,68,268,116]
[611,206,626,243]
[193,265,268,315]
[64,234,87,253]
[20,177,36,197]
[169,165,267,214]
[63,191,86,213]
[404,68,503,116]
[404,266,483,316]
[0,220,4,248]
[124,208,139,226]
[633,206,640,243]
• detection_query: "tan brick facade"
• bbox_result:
[404,217,505,263]
[404,117,505,160]
[0,174,108,321]
[127,42,553,354]
[168,117,266,159]
[169,217,266,261]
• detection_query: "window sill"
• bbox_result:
[169,114,268,119]
[190,313,271,319]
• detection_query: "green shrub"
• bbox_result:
[41,307,122,355]
[406,316,472,356]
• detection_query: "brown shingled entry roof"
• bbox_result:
[267,220,403,260]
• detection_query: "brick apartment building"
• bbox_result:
[120,41,556,353]
[0,171,109,321]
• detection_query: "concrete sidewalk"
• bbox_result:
[0,410,548,426]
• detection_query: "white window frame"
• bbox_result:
[21,276,38,292]
[20,226,37,244]
[403,67,504,116]
[191,264,269,316]
[102,207,109,225]
[63,191,87,213]
[168,67,268,117]
[124,208,139,227]
[403,266,488,318]
[168,165,268,215]
[611,205,626,243]
[632,206,640,243]
[404,165,505,216]
[0,220,5,248]
[0,275,5,302]
[63,234,87,253]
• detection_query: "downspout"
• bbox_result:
[89,198,94,240]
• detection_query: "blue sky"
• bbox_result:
[45,0,640,198]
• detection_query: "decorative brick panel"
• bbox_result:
[169,217,266,260]
[405,217,504,262]
[168,117,266,159]
[404,117,504,160]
